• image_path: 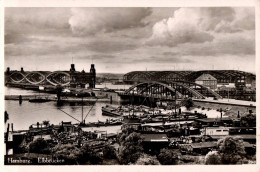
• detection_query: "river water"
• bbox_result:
[4,84,226,131]
[4,85,131,132]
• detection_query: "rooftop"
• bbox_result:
[190,142,217,148]
[195,118,232,123]
[195,73,217,81]
[142,133,169,142]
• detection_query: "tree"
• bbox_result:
[240,113,256,127]
[36,122,40,128]
[103,145,117,159]
[52,144,82,164]
[42,120,50,127]
[205,151,221,165]
[4,111,9,124]
[118,132,143,164]
[181,98,194,110]
[157,148,178,165]
[51,143,103,165]
[81,143,103,164]
[118,127,135,144]
[217,136,246,164]
[135,154,160,165]
[29,138,50,154]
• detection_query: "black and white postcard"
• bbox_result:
[1,0,259,172]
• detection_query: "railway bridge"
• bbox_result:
[5,64,96,89]
[118,81,222,106]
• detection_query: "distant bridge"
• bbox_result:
[6,71,71,87]
[123,70,255,84]
[119,81,222,101]
[5,64,96,89]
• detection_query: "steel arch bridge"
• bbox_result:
[123,70,255,89]
[6,71,71,87]
[120,81,222,100]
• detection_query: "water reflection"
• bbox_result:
[5,100,119,131]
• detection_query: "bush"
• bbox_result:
[181,98,194,110]
[217,136,246,164]
[81,143,103,164]
[89,153,103,165]
[179,155,204,165]
[135,154,160,165]
[240,113,256,127]
[205,151,221,165]
[118,132,143,164]
[52,144,83,164]
[52,143,103,165]
[29,138,50,154]
[118,127,135,144]
[157,148,178,165]
[103,145,117,159]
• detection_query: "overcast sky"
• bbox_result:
[4,7,255,73]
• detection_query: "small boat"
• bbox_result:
[101,105,124,117]
[29,97,51,103]
[80,120,122,127]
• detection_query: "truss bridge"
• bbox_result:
[118,81,222,105]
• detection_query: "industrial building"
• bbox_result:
[195,74,217,90]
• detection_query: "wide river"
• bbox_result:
[4,84,132,132]
[5,84,226,131]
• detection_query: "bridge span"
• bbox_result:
[118,81,222,106]
[5,64,96,89]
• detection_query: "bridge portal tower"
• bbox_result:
[90,64,96,88]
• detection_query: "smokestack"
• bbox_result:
[11,123,13,132]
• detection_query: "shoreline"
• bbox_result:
[5,95,110,102]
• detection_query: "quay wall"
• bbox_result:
[193,99,256,109]
[93,90,122,103]
[5,95,110,103]
[193,100,256,115]
[5,95,55,100]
